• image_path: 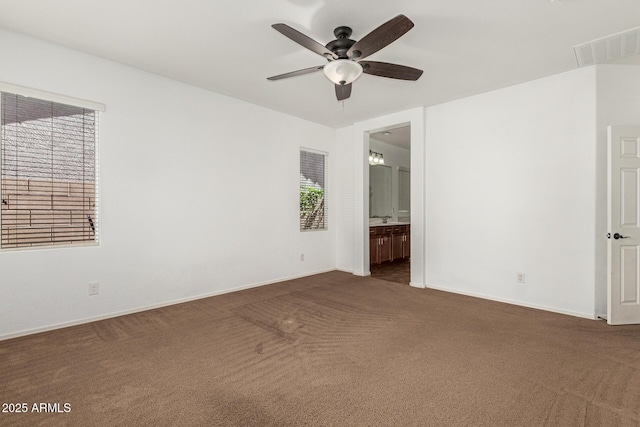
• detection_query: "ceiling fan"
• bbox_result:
[267,14,423,101]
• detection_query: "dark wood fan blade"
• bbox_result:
[335,83,352,101]
[272,23,338,59]
[267,65,325,81]
[361,61,423,80]
[347,15,414,60]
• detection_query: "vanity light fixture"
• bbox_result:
[369,150,385,165]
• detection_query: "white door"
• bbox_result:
[608,125,640,325]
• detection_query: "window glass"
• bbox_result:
[300,149,327,231]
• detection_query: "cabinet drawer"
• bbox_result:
[370,225,398,235]
[375,226,392,235]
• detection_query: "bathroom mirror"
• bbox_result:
[369,164,392,218]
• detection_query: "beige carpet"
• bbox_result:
[1,271,640,426]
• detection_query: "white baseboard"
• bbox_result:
[351,270,371,277]
[426,283,596,320]
[0,268,337,341]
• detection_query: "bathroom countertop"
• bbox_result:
[369,221,410,226]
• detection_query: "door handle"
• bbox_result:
[614,232,630,239]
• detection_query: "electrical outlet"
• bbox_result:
[516,273,525,284]
[300,253,305,262]
[88,282,99,296]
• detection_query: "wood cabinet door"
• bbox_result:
[392,234,404,261]
[369,236,380,265]
[379,235,392,263]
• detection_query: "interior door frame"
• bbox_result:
[353,107,426,288]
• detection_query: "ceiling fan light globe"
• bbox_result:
[323,59,363,85]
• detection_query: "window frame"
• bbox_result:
[299,147,328,232]
[0,83,104,251]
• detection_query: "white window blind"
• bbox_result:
[300,149,327,231]
[1,92,99,249]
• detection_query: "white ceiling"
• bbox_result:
[371,125,411,150]
[1,0,639,128]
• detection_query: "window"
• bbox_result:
[300,149,327,231]
[1,92,99,249]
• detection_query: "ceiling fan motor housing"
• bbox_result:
[325,26,357,59]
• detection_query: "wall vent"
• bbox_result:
[573,26,640,67]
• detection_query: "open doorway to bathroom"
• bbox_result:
[368,125,411,285]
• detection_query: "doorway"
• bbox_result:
[368,125,411,285]
[351,106,425,288]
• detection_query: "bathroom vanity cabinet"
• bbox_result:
[369,224,410,266]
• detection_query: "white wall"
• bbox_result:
[334,66,638,319]
[595,64,640,316]
[0,29,336,339]
[335,127,355,273]
[425,67,598,318]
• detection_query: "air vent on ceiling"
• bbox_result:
[573,26,640,67]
